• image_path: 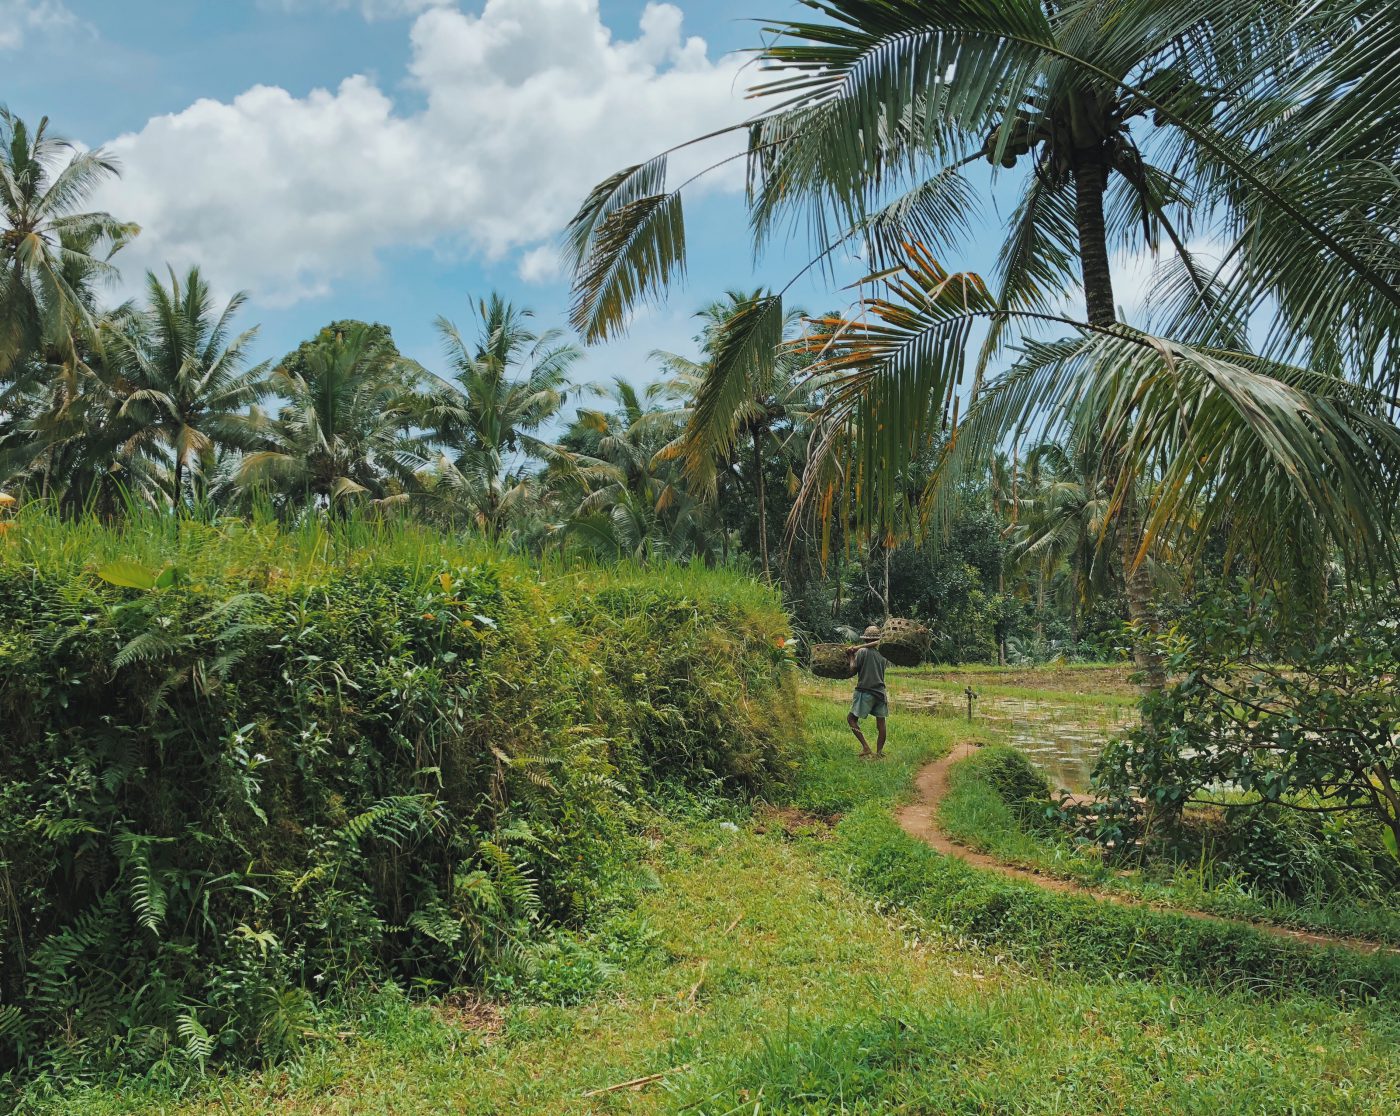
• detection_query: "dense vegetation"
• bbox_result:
[43,708,1400,1116]
[0,106,1161,666]
[0,514,796,1081]
[5,0,1400,1109]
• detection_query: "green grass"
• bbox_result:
[914,661,1128,673]
[0,503,787,614]
[32,702,1400,1115]
[781,701,989,815]
[899,676,1141,708]
[937,743,1400,947]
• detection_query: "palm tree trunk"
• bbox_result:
[884,539,892,622]
[1073,156,1164,693]
[997,566,1007,666]
[173,458,184,513]
[751,431,770,582]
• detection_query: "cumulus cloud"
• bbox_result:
[91,0,749,306]
[0,0,77,49]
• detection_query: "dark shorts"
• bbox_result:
[850,689,889,719]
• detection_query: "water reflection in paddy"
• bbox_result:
[897,691,1136,793]
[801,673,1138,794]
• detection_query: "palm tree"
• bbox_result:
[420,295,580,540]
[652,291,822,580]
[0,108,136,381]
[103,267,269,507]
[568,0,1400,689]
[0,336,171,514]
[559,377,720,563]
[1006,439,1119,643]
[238,323,428,509]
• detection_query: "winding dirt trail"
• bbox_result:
[895,743,1399,957]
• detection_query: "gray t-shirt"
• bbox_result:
[854,646,887,694]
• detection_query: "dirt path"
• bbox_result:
[895,743,1398,957]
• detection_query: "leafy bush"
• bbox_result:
[1096,583,1400,873]
[960,747,1051,815]
[0,514,796,1081]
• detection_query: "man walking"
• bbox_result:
[847,624,888,758]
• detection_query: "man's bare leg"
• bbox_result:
[874,717,887,757]
[847,713,872,756]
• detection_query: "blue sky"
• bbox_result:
[8,0,1135,394]
[10,1,879,383]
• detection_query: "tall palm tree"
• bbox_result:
[0,334,171,514]
[568,0,1400,689]
[560,377,720,563]
[238,323,428,509]
[0,108,136,381]
[421,295,580,540]
[0,220,151,511]
[652,291,823,580]
[104,267,270,507]
[1006,439,1118,641]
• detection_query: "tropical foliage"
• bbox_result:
[567,0,1400,688]
[0,513,796,1079]
[1097,584,1400,856]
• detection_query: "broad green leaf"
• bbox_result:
[97,560,158,591]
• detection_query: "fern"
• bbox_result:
[407,903,464,946]
[176,1011,214,1066]
[0,1004,26,1045]
[113,830,170,933]
[338,794,434,847]
[112,628,191,671]
[478,840,541,917]
[256,987,314,1058]
[27,896,121,1008]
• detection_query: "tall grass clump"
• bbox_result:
[0,508,796,1083]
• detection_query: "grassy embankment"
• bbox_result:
[0,512,796,1096]
[48,702,1400,1115]
[810,662,1400,945]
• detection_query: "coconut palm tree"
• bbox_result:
[650,291,824,580]
[103,267,270,507]
[1006,439,1119,641]
[237,323,428,510]
[420,295,580,540]
[0,108,136,381]
[568,0,1400,689]
[559,377,721,562]
[0,335,172,514]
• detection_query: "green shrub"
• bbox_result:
[0,515,796,1080]
[960,746,1051,813]
[1097,583,1400,862]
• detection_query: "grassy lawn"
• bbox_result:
[46,702,1400,1115]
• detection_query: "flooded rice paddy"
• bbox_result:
[804,667,1137,794]
[900,690,1136,792]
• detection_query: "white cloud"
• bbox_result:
[518,244,564,284]
[93,0,749,306]
[0,0,77,50]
